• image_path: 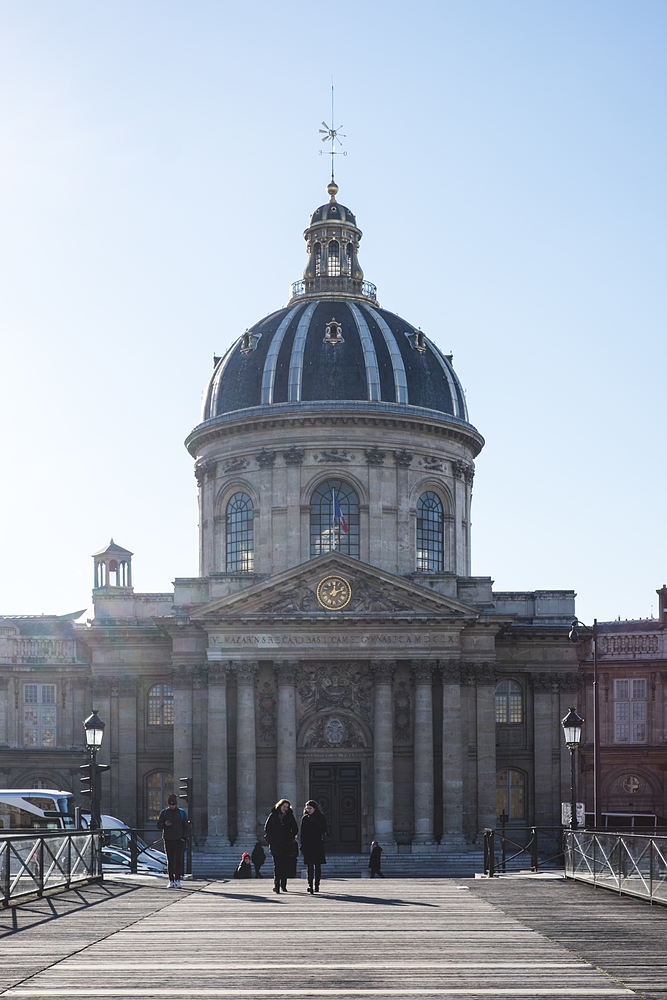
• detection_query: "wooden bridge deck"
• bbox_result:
[0,875,663,998]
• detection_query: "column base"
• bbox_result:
[204,836,231,850]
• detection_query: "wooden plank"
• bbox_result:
[0,877,634,999]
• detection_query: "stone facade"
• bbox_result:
[0,182,590,850]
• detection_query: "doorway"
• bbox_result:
[309,762,361,852]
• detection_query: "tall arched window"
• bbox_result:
[346,243,354,276]
[310,480,359,558]
[416,492,444,571]
[328,240,340,276]
[314,242,321,277]
[146,771,174,822]
[148,684,174,726]
[495,680,523,724]
[496,769,526,821]
[226,492,254,571]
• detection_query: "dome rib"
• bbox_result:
[361,303,408,405]
[288,300,319,402]
[261,302,304,405]
[348,303,381,401]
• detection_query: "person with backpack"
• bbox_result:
[157,793,189,888]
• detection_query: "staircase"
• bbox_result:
[193,850,485,880]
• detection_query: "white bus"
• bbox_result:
[0,789,75,831]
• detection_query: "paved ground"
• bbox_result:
[0,874,663,998]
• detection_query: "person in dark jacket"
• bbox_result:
[264,798,298,893]
[251,841,266,878]
[233,852,253,879]
[369,841,385,878]
[157,793,189,888]
[300,799,327,894]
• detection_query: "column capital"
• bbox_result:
[440,660,462,684]
[172,665,196,689]
[115,674,138,698]
[207,662,229,683]
[471,662,498,686]
[371,659,395,684]
[411,660,437,684]
[273,660,299,685]
[92,675,111,698]
[531,671,556,693]
[231,660,259,684]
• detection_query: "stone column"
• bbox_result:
[232,660,259,843]
[206,662,230,848]
[475,663,497,831]
[412,661,435,844]
[117,675,138,827]
[172,666,194,800]
[532,673,555,826]
[371,660,396,845]
[274,661,298,809]
[441,661,465,844]
[0,678,8,746]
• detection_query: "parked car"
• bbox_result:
[100,846,167,875]
[80,813,168,870]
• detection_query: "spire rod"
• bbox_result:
[318,81,346,194]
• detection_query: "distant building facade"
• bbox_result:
[575,585,667,828]
[1,181,589,849]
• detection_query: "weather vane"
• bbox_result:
[319,82,346,181]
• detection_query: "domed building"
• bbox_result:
[0,182,583,861]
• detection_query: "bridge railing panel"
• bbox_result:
[0,831,100,907]
[565,830,667,906]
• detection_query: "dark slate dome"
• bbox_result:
[199,182,471,427]
[201,299,469,422]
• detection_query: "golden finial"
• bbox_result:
[327,179,339,201]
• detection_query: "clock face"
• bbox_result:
[317,575,352,610]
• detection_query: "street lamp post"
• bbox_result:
[561,707,584,830]
[82,711,107,830]
[568,618,601,828]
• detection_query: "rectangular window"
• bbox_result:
[23,684,57,748]
[614,678,646,744]
[495,696,507,725]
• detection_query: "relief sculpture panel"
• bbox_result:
[297,662,372,724]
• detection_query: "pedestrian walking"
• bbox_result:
[264,798,298,894]
[233,852,253,879]
[157,793,189,888]
[300,799,327,894]
[251,840,267,878]
[369,840,385,878]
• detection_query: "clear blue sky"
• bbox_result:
[0,0,665,624]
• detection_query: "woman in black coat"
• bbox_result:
[300,799,327,893]
[264,798,298,893]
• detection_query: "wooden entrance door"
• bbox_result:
[309,763,361,852]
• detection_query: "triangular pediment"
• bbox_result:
[190,553,480,621]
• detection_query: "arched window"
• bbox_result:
[147,684,174,726]
[226,492,254,571]
[496,769,525,821]
[416,492,444,571]
[328,240,340,276]
[310,480,359,559]
[495,680,523,724]
[346,243,354,276]
[314,242,321,277]
[146,771,174,822]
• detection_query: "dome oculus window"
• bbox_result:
[226,492,254,571]
[310,480,359,559]
[495,680,523,724]
[416,491,444,571]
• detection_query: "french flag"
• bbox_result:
[332,490,348,534]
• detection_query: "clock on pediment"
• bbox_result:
[317,575,352,610]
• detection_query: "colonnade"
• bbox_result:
[172,657,497,847]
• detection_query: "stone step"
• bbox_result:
[193,851,486,879]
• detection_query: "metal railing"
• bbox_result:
[0,831,100,906]
[483,826,565,876]
[289,278,377,301]
[564,829,667,905]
